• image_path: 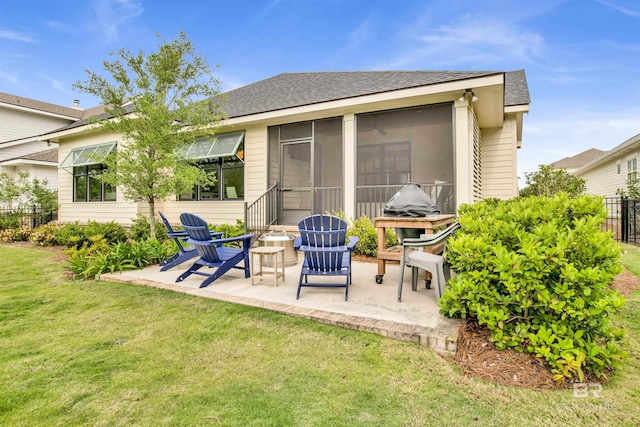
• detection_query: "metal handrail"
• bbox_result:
[244,182,278,242]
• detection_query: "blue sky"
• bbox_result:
[1,0,639,183]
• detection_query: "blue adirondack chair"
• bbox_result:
[295,214,359,301]
[175,213,253,288]
[158,211,222,271]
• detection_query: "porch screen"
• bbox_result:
[356,103,454,215]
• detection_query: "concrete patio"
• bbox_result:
[100,256,461,355]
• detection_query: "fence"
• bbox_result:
[0,206,58,230]
[604,197,639,245]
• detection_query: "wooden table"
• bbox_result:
[250,246,286,287]
[374,215,455,284]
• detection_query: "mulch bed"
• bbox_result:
[453,269,639,389]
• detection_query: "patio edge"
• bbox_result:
[100,272,461,356]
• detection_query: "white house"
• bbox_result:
[573,133,640,197]
[15,70,531,227]
[0,93,101,188]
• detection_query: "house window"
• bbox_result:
[60,142,116,203]
[628,158,638,184]
[73,165,116,202]
[617,163,621,175]
[179,131,245,201]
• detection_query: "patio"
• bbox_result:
[101,256,461,355]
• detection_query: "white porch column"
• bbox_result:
[343,113,356,220]
[454,99,473,208]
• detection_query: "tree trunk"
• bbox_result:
[148,200,156,240]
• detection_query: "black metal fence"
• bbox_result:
[0,206,58,230]
[604,197,639,245]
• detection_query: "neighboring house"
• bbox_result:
[550,148,606,174]
[14,69,531,227]
[573,133,640,197]
[0,148,59,188]
[0,92,104,188]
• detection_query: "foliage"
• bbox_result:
[616,178,640,199]
[73,31,225,239]
[30,222,66,246]
[519,165,586,198]
[66,238,175,280]
[54,221,129,249]
[347,215,398,257]
[213,219,245,238]
[0,226,31,242]
[439,194,626,383]
[130,214,169,241]
[0,172,57,210]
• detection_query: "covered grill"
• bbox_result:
[383,183,440,241]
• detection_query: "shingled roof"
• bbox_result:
[0,92,84,119]
[20,69,530,137]
[0,148,58,164]
[223,70,530,118]
[551,148,607,170]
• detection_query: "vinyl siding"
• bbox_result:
[0,106,72,142]
[57,132,138,225]
[0,141,53,161]
[481,116,518,199]
[162,125,265,227]
[578,152,638,198]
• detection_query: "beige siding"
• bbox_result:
[0,106,71,143]
[481,116,518,199]
[578,154,637,198]
[16,164,58,189]
[161,125,266,226]
[0,140,53,161]
[57,132,138,225]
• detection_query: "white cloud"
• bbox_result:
[420,15,545,64]
[376,13,548,70]
[91,0,143,42]
[597,0,640,18]
[0,30,34,43]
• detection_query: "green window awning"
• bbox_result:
[59,142,116,169]
[183,131,245,162]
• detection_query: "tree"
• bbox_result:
[616,179,640,199]
[73,31,225,239]
[519,164,586,198]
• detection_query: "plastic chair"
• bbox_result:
[295,214,359,301]
[175,213,253,288]
[397,222,460,302]
[158,211,202,271]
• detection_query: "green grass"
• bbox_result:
[1,243,640,426]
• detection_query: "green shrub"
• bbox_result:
[347,215,397,257]
[439,194,626,384]
[30,222,65,246]
[0,226,30,242]
[56,221,129,249]
[130,214,168,241]
[65,238,175,279]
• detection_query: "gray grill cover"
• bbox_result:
[383,183,440,217]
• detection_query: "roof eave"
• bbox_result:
[574,132,640,176]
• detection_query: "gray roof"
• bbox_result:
[504,70,530,106]
[0,92,84,119]
[12,69,531,137]
[223,70,530,118]
[1,148,58,164]
[551,148,607,169]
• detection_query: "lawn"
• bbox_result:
[1,243,639,426]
